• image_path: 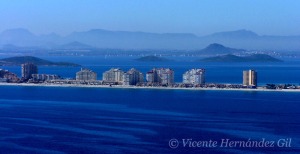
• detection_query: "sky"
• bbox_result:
[0,0,299,36]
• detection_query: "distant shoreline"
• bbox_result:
[1,82,299,93]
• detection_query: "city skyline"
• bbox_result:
[1,62,299,91]
[0,0,299,36]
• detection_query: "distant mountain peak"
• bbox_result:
[1,28,34,35]
[206,43,226,48]
[0,28,36,40]
[0,28,38,47]
[198,43,245,55]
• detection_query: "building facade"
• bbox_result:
[21,63,38,80]
[31,74,61,82]
[146,68,174,85]
[102,68,124,82]
[76,68,97,81]
[0,69,19,83]
[183,68,205,84]
[123,68,144,85]
[243,70,257,86]
[146,69,159,83]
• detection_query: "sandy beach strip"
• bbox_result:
[0,82,300,92]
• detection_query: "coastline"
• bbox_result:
[1,82,299,92]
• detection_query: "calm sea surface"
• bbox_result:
[0,56,300,153]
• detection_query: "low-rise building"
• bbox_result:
[0,69,19,83]
[183,68,205,84]
[31,74,61,82]
[76,68,97,81]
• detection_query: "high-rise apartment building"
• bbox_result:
[102,68,124,82]
[146,69,159,83]
[243,70,257,86]
[146,68,174,85]
[76,68,97,81]
[21,63,38,80]
[123,68,144,85]
[183,68,205,84]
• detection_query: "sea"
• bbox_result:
[0,56,300,154]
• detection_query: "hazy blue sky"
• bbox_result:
[0,0,299,36]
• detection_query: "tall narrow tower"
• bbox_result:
[21,63,38,80]
[243,70,257,86]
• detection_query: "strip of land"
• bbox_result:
[0,82,299,92]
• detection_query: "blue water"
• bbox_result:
[0,56,300,153]
[0,86,300,153]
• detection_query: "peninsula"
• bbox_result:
[0,56,80,66]
[199,54,282,62]
[0,82,299,93]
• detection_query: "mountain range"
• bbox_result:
[0,28,300,51]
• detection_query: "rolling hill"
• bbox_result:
[196,43,245,55]
[0,56,80,66]
[199,54,283,62]
[135,55,170,62]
